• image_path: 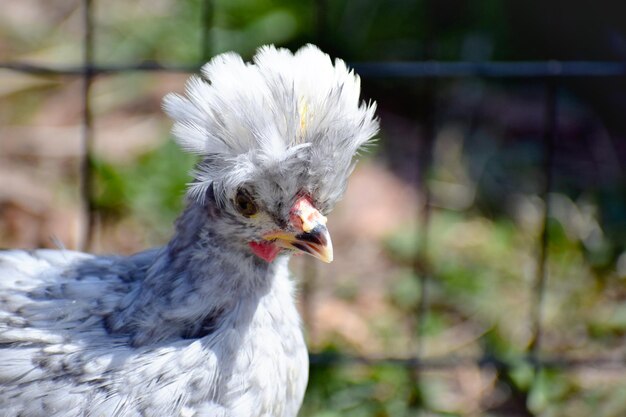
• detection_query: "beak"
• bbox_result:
[263,225,333,263]
[263,197,334,263]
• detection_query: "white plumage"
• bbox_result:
[163,44,377,207]
[0,45,378,417]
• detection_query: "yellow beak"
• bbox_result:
[263,224,333,263]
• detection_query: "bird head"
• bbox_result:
[163,45,378,263]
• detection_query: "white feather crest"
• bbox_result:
[163,44,379,205]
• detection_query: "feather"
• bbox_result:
[163,44,379,207]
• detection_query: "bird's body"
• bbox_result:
[0,45,377,417]
[0,247,306,417]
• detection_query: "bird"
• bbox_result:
[0,44,378,417]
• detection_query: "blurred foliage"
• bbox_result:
[93,0,316,63]
[302,360,417,417]
[93,140,197,241]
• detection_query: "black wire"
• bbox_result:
[2,61,626,77]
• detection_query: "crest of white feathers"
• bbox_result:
[163,44,379,206]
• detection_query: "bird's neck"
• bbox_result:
[107,201,290,346]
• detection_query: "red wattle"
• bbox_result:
[249,241,281,262]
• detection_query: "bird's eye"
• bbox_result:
[234,189,258,217]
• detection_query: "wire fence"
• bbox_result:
[2,0,626,412]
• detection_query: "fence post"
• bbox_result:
[529,78,558,370]
[79,0,95,251]
[201,0,213,61]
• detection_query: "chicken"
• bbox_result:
[0,44,378,417]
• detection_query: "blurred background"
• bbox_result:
[2,1,626,416]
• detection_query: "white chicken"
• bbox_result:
[0,44,378,417]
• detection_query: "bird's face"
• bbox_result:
[165,45,379,264]
[216,180,333,264]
